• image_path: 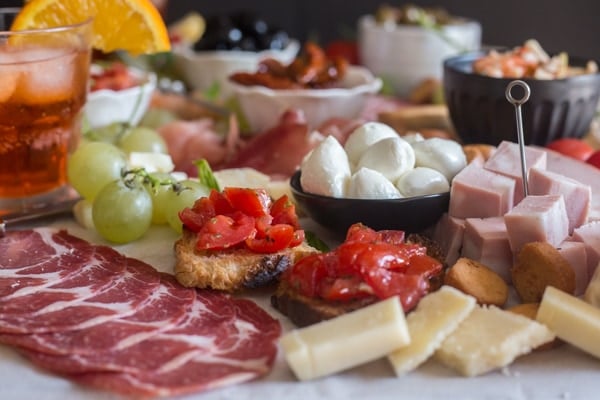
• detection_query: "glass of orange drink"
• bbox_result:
[0,7,92,214]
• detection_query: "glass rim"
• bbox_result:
[0,7,94,36]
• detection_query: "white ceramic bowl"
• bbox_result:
[358,15,481,98]
[172,40,300,98]
[84,66,156,128]
[230,65,383,133]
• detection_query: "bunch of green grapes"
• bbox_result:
[68,126,211,244]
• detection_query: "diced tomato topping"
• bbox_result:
[196,213,256,250]
[282,223,442,312]
[180,188,304,253]
[246,224,295,253]
[223,187,271,217]
[270,195,301,229]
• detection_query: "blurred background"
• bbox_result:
[160,0,600,60]
[4,0,599,59]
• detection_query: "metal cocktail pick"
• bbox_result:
[505,80,532,198]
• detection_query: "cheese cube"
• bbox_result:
[435,304,555,376]
[388,286,476,376]
[538,286,600,360]
[280,296,410,381]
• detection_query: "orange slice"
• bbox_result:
[11,0,170,55]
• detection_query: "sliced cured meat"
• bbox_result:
[0,228,282,398]
[0,256,160,334]
[22,293,281,398]
[0,274,195,355]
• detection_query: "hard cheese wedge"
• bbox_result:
[280,296,410,381]
[435,304,555,376]
[388,286,476,376]
[537,285,600,359]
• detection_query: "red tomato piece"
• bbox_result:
[362,268,429,311]
[405,254,443,280]
[196,214,256,250]
[179,207,211,232]
[377,230,406,245]
[270,195,300,229]
[223,187,272,217]
[345,223,379,243]
[245,224,294,253]
[319,275,370,301]
[546,138,595,161]
[207,189,236,215]
[289,229,305,247]
[285,253,329,297]
[586,149,600,169]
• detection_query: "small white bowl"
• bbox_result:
[358,15,481,97]
[84,66,156,128]
[230,65,383,133]
[172,40,300,98]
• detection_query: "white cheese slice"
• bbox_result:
[435,304,555,376]
[538,285,600,359]
[128,152,174,173]
[280,296,410,381]
[213,168,271,189]
[388,286,476,376]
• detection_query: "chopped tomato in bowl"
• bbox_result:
[179,188,305,254]
[281,223,443,312]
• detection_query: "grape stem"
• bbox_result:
[120,168,194,195]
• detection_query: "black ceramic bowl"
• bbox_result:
[443,51,600,146]
[290,171,450,238]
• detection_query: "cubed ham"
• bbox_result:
[449,163,515,219]
[484,141,547,205]
[460,217,513,283]
[572,221,600,278]
[529,167,591,234]
[558,240,589,296]
[504,195,569,254]
[433,213,465,266]
[544,147,600,221]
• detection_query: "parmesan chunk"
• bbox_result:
[280,296,410,381]
[435,304,555,376]
[388,286,476,376]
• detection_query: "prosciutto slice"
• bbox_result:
[0,274,195,355]
[39,294,281,398]
[0,228,281,398]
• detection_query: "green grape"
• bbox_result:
[117,126,168,154]
[92,179,153,244]
[165,179,211,234]
[67,142,128,201]
[139,108,177,130]
[144,172,176,225]
[83,122,128,144]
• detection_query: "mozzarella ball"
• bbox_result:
[357,136,415,182]
[412,137,467,181]
[395,167,450,197]
[347,167,402,199]
[401,132,425,144]
[344,122,398,164]
[300,136,351,198]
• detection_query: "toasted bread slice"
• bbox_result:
[271,234,447,327]
[174,228,319,291]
